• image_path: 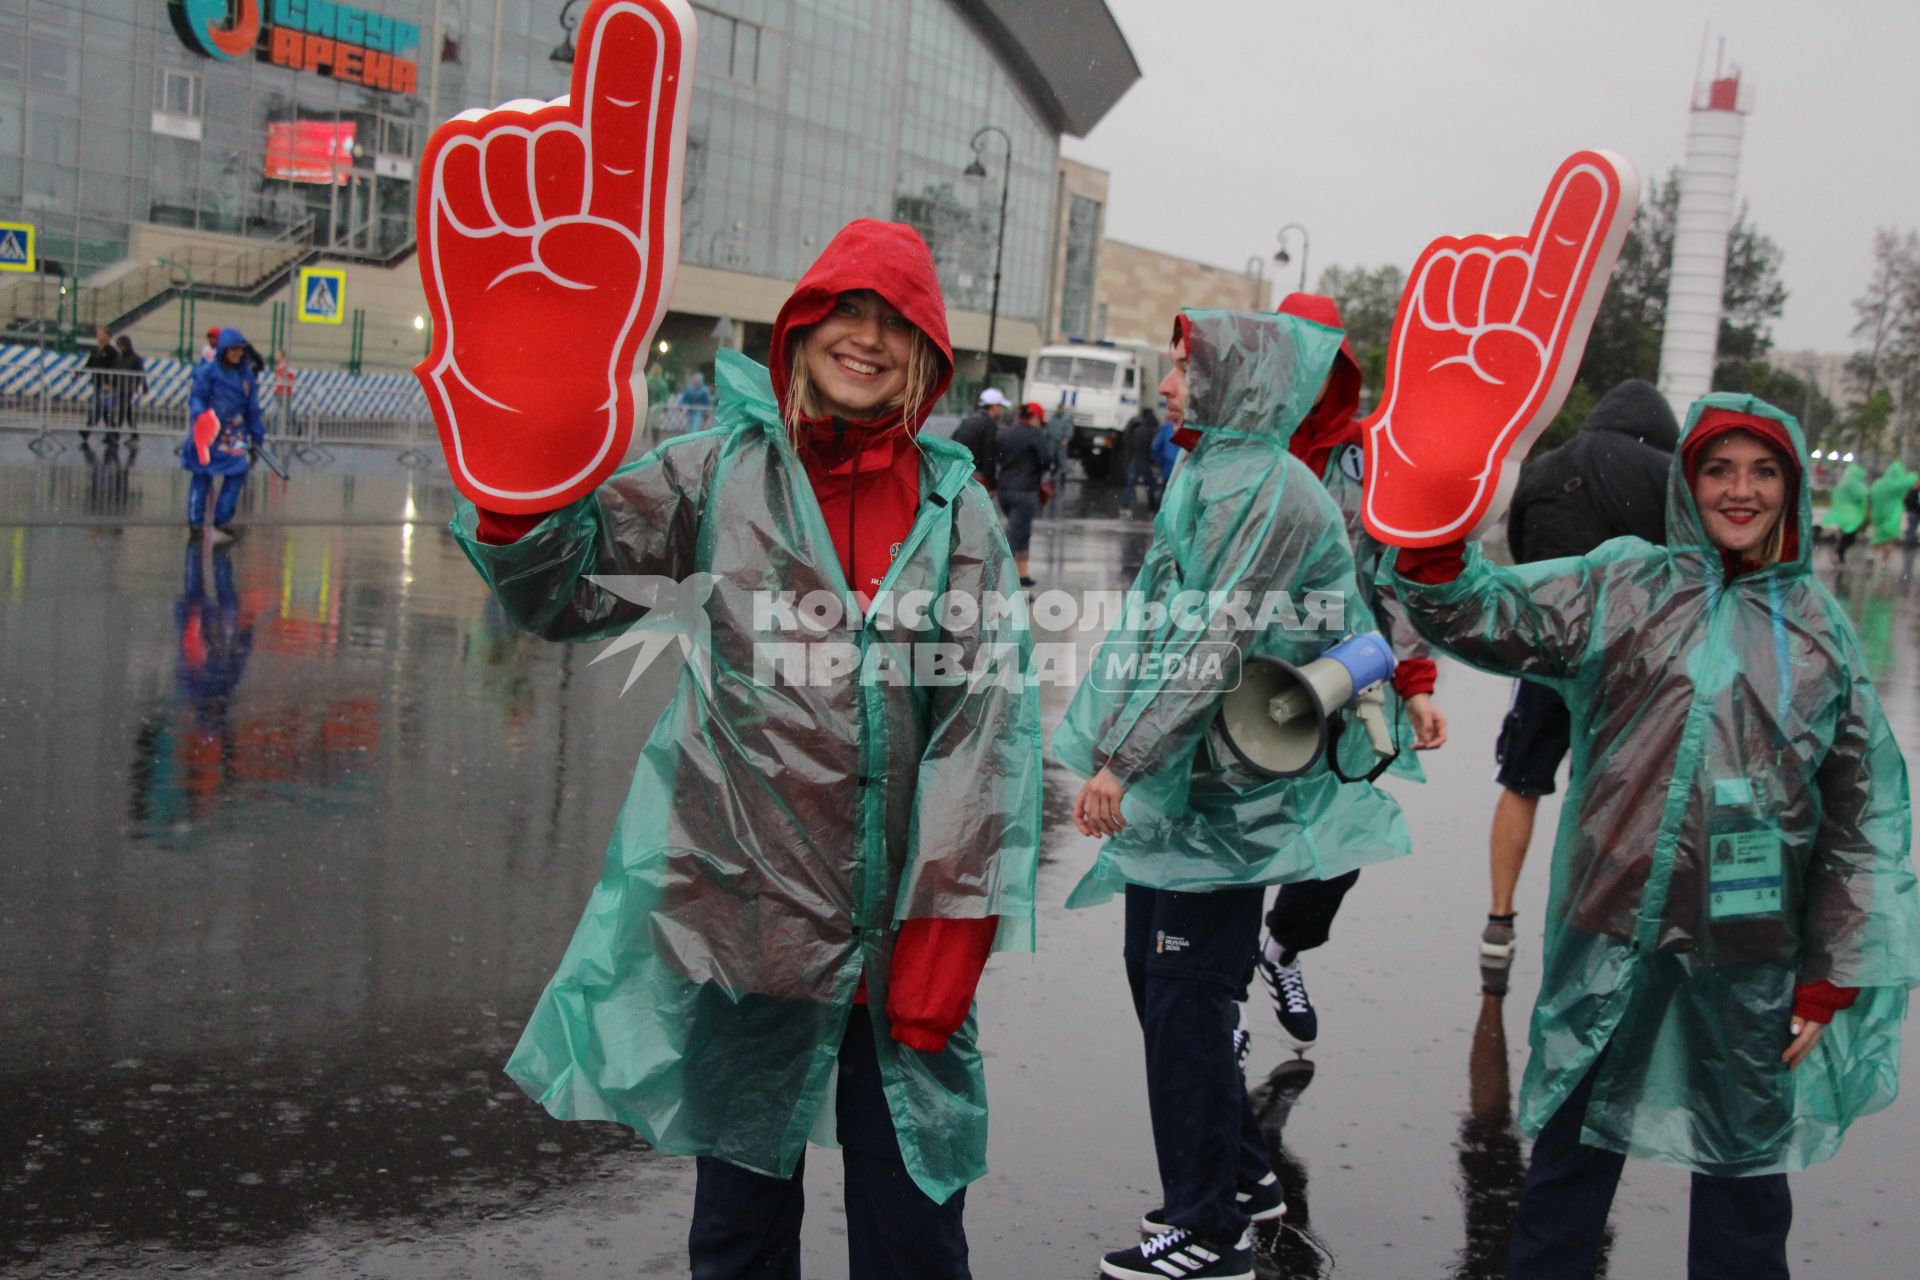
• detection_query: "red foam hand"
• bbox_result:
[415,0,695,512]
[192,409,220,466]
[1361,152,1639,547]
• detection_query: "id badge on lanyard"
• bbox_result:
[1707,778,1785,920]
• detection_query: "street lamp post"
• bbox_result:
[1243,255,1267,309]
[155,256,198,361]
[551,0,585,62]
[1275,222,1310,295]
[965,125,1012,400]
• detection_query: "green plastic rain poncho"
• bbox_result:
[1868,460,1917,546]
[1388,393,1918,1176]
[1826,462,1869,535]
[1053,310,1410,907]
[450,349,1041,1202]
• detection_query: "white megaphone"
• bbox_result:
[1217,631,1399,781]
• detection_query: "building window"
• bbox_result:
[694,5,771,87]
[156,68,203,119]
[1060,194,1101,339]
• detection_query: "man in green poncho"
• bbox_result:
[1057,308,1410,1280]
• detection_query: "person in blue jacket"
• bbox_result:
[183,327,264,539]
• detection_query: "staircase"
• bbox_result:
[0,218,319,339]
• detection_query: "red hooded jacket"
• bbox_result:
[479,220,993,1052]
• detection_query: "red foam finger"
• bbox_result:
[1417,249,1457,330]
[1517,157,1618,341]
[430,135,490,234]
[480,129,537,229]
[1486,252,1532,326]
[1452,251,1492,329]
[577,0,693,231]
[532,126,589,222]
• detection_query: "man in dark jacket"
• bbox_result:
[82,326,120,445]
[1480,378,1676,981]
[951,388,1008,491]
[996,402,1052,586]
[1119,403,1162,514]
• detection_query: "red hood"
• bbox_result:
[770,219,955,431]
[1276,292,1362,476]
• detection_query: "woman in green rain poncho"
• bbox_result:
[1389,395,1918,1279]
[1825,461,1869,565]
[1056,309,1410,1280]
[452,220,1040,1278]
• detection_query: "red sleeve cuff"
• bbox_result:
[1793,980,1861,1024]
[1392,658,1437,698]
[474,507,547,546]
[1395,540,1468,585]
[885,916,998,1053]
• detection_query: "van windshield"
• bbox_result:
[1034,354,1122,390]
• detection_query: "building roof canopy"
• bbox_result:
[953,0,1141,137]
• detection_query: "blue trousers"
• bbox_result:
[1124,884,1271,1244]
[688,1006,971,1280]
[187,471,246,528]
[1506,1054,1790,1279]
[1119,454,1162,511]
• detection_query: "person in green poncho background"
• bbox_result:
[1867,460,1917,566]
[1825,461,1869,565]
[453,220,1041,1279]
[1058,308,1410,1280]
[1389,395,1917,1279]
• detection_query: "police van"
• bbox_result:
[1023,338,1166,480]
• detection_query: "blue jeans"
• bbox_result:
[187,472,246,527]
[689,1006,971,1280]
[1124,884,1271,1244]
[1506,1053,1790,1279]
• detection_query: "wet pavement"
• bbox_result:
[3,433,1918,1278]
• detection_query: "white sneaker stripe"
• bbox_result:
[1190,1245,1219,1261]
[1151,1261,1183,1277]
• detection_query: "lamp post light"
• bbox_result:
[551,0,585,62]
[1243,255,1267,309]
[964,124,1012,400]
[1274,222,1310,295]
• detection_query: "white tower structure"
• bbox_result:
[1656,72,1753,413]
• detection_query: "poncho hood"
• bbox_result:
[769,219,955,428]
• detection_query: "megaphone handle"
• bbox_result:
[1329,700,1402,786]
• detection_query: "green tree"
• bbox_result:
[1317,262,1404,408]
[1848,228,1920,464]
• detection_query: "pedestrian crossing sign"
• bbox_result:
[0,221,34,273]
[297,266,347,324]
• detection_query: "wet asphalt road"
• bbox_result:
[2,433,1917,1278]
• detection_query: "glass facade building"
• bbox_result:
[0,0,1108,340]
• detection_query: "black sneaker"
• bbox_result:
[1102,1227,1252,1280]
[1257,943,1317,1049]
[1140,1173,1286,1235]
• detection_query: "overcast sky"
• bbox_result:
[1062,0,1919,355]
